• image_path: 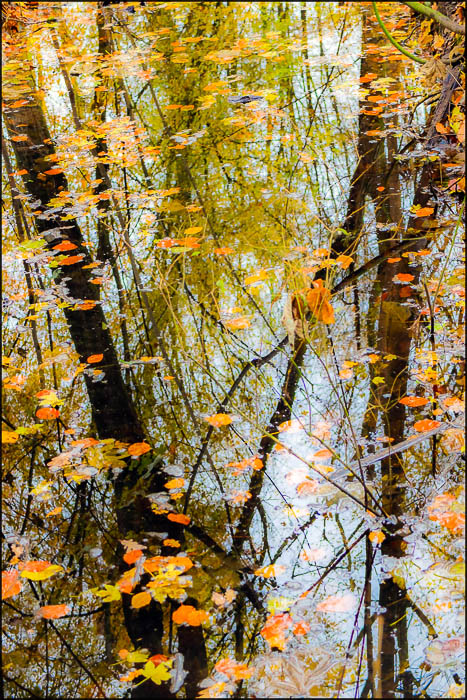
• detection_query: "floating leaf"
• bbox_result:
[393,273,415,283]
[254,564,286,578]
[92,584,122,602]
[2,570,22,599]
[36,604,70,619]
[86,354,103,364]
[369,530,385,544]
[316,593,356,612]
[2,431,18,444]
[260,613,293,651]
[414,207,434,217]
[224,316,251,330]
[306,280,335,324]
[214,658,252,680]
[167,513,191,525]
[164,478,185,489]
[214,247,234,255]
[205,413,233,427]
[123,549,144,565]
[414,419,441,432]
[20,561,63,581]
[172,604,209,626]
[399,396,429,407]
[131,591,152,609]
[36,407,59,420]
[127,441,151,456]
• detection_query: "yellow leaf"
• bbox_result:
[245,269,268,286]
[2,431,18,444]
[20,562,63,581]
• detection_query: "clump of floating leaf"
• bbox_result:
[36,604,70,619]
[2,569,22,599]
[172,604,209,626]
[214,658,253,680]
[19,561,63,581]
[260,613,293,651]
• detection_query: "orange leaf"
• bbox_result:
[162,539,181,548]
[11,135,28,142]
[76,300,97,311]
[156,238,178,248]
[214,247,234,255]
[167,513,190,525]
[172,604,209,626]
[293,621,310,636]
[260,613,293,651]
[368,530,385,544]
[45,506,63,517]
[214,658,252,680]
[56,255,84,266]
[127,441,151,457]
[123,550,144,565]
[205,413,233,427]
[131,591,152,609]
[164,478,185,489]
[254,564,286,578]
[86,354,103,364]
[2,570,22,600]
[37,604,70,619]
[393,273,414,283]
[435,122,449,134]
[296,479,319,496]
[312,448,333,460]
[306,280,335,324]
[387,257,401,263]
[148,654,169,665]
[414,419,441,432]
[53,240,77,251]
[415,207,434,217]
[430,512,465,532]
[336,254,353,269]
[44,168,64,175]
[399,396,429,407]
[36,407,60,420]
